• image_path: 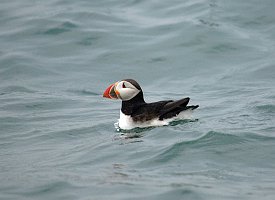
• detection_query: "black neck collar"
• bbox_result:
[121,91,145,115]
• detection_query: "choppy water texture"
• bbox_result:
[1,0,275,199]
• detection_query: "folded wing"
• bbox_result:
[159,97,198,120]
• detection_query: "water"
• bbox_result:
[1,0,275,199]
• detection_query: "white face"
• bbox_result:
[115,80,140,101]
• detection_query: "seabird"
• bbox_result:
[103,79,199,130]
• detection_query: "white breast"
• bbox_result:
[117,109,194,130]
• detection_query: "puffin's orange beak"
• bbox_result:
[103,82,119,99]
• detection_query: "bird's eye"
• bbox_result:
[122,82,126,88]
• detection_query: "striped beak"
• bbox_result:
[103,82,119,99]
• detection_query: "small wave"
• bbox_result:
[66,89,100,96]
[148,56,167,63]
[244,132,275,141]
[77,36,101,46]
[22,181,74,197]
[169,119,199,126]
[151,131,247,163]
[0,64,59,81]
[146,131,275,165]
[148,188,199,200]
[41,21,78,35]
[256,104,275,114]
[0,85,36,95]
[199,19,219,27]
[251,64,275,80]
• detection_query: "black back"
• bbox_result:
[121,95,198,122]
[120,79,199,122]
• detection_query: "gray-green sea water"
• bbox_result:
[1,0,275,199]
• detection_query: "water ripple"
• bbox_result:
[1,0,275,199]
[41,21,78,35]
[148,131,248,163]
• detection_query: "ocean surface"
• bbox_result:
[1,0,275,199]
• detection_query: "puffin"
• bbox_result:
[103,79,199,130]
